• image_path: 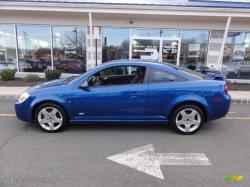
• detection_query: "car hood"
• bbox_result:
[29,79,65,91]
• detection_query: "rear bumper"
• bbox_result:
[207,94,231,121]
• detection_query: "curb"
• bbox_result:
[0,94,249,104]
[231,98,250,104]
[0,95,18,101]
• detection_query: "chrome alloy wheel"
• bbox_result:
[37,107,63,131]
[175,108,201,133]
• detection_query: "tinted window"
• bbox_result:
[88,65,146,87]
[161,62,205,79]
[149,69,186,83]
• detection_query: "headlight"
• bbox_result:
[18,92,30,103]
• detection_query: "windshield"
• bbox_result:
[62,75,81,84]
[160,62,206,79]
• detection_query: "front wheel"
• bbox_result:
[35,103,68,133]
[170,104,204,135]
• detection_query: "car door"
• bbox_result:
[72,65,149,121]
[147,68,187,121]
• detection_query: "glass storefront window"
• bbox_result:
[132,29,160,37]
[132,39,160,61]
[0,24,17,70]
[102,27,129,62]
[180,30,209,70]
[162,40,178,65]
[223,31,250,79]
[17,25,51,72]
[226,32,245,44]
[181,30,209,44]
[52,26,86,73]
[161,30,180,38]
[132,28,180,38]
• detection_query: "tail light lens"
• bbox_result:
[224,84,229,94]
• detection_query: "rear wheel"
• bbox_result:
[170,104,204,135]
[35,103,68,133]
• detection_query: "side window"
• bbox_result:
[149,68,186,83]
[87,65,146,87]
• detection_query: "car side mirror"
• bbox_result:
[79,80,89,89]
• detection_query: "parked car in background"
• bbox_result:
[15,60,231,135]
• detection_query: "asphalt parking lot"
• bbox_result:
[0,101,249,187]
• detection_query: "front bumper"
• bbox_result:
[15,98,33,122]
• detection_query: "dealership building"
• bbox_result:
[1,0,250,81]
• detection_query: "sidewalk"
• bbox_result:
[0,86,249,104]
[229,91,250,104]
[0,87,29,101]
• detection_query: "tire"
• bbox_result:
[35,103,68,133]
[170,104,204,135]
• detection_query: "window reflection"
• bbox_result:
[0,25,17,70]
[180,30,209,70]
[102,28,129,62]
[17,25,51,72]
[53,26,86,73]
[132,39,160,61]
[162,40,178,65]
[161,30,180,38]
[131,28,180,38]
[132,29,160,37]
[223,32,250,79]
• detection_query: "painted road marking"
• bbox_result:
[107,144,211,180]
[0,114,16,117]
[224,117,250,120]
[228,112,236,114]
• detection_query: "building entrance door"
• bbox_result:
[161,39,179,65]
[130,36,180,65]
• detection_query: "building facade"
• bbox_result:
[1,0,250,81]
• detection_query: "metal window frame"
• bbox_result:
[14,24,20,72]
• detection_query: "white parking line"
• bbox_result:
[224,117,250,120]
[0,114,16,117]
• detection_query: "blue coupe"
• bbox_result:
[15,60,231,134]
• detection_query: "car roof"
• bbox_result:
[100,60,204,80]
[103,59,174,71]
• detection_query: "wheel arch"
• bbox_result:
[168,100,208,123]
[32,100,69,121]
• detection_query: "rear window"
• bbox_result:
[160,62,205,79]
[149,69,186,83]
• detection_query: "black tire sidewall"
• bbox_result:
[170,104,204,135]
[35,103,68,133]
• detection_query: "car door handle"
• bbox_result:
[129,91,141,97]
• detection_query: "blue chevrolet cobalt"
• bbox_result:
[15,60,231,134]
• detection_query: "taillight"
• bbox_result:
[224,84,229,94]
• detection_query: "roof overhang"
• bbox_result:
[1,1,250,18]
